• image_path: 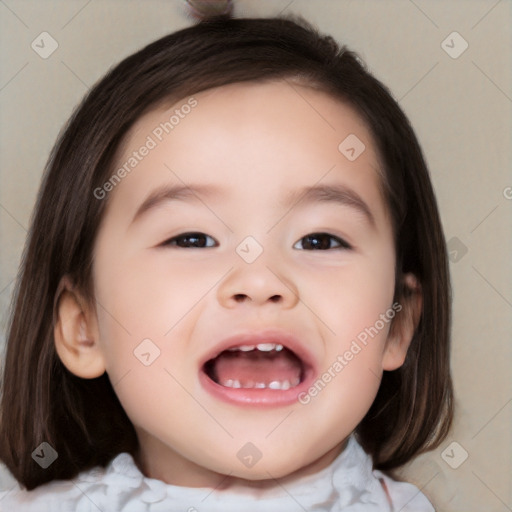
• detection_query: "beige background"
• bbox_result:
[0,1,511,510]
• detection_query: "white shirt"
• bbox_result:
[0,435,434,511]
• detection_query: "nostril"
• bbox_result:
[232,294,282,303]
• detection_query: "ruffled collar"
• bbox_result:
[2,435,434,511]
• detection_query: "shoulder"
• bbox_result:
[373,469,435,512]
[0,453,146,512]
[1,478,83,512]
[335,436,435,512]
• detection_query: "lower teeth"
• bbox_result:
[220,378,300,390]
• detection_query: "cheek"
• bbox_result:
[91,253,205,434]
[301,253,395,341]
[299,327,386,442]
[92,257,162,369]
[295,250,395,412]
[92,249,224,380]
[94,251,210,334]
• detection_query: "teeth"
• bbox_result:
[223,379,242,388]
[221,379,297,390]
[256,343,275,351]
[227,343,285,352]
[227,345,255,352]
[267,380,292,390]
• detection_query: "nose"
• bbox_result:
[217,260,299,309]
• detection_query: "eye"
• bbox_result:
[162,232,217,248]
[293,232,352,251]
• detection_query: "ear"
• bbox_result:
[382,273,422,371]
[53,276,106,379]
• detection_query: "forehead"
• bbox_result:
[105,80,387,224]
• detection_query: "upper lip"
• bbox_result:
[198,329,318,375]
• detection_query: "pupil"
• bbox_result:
[180,234,204,247]
[306,234,328,249]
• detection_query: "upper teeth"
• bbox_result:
[221,378,300,390]
[227,343,284,352]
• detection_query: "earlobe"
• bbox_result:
[53,276,106,379]
[382,273,422,371]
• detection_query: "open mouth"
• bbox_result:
[199,334,315,406]
[203,342,305,390]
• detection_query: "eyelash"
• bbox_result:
[162,232,217,248]
[161,232,352,251]
[293,233,352,251]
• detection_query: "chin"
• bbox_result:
[229,460,304,482]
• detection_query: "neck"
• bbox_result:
[133,432,349,491]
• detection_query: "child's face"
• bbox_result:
[74,81,417,486]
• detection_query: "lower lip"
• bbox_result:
[199,368,316,407]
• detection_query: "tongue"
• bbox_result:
[209,349,302,388]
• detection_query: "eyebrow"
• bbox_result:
[282,184,375,228]
[131,182,375,228]
[131,184,224,224]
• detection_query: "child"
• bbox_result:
[0,13,453,512]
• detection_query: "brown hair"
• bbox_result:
[0,13,453,490]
